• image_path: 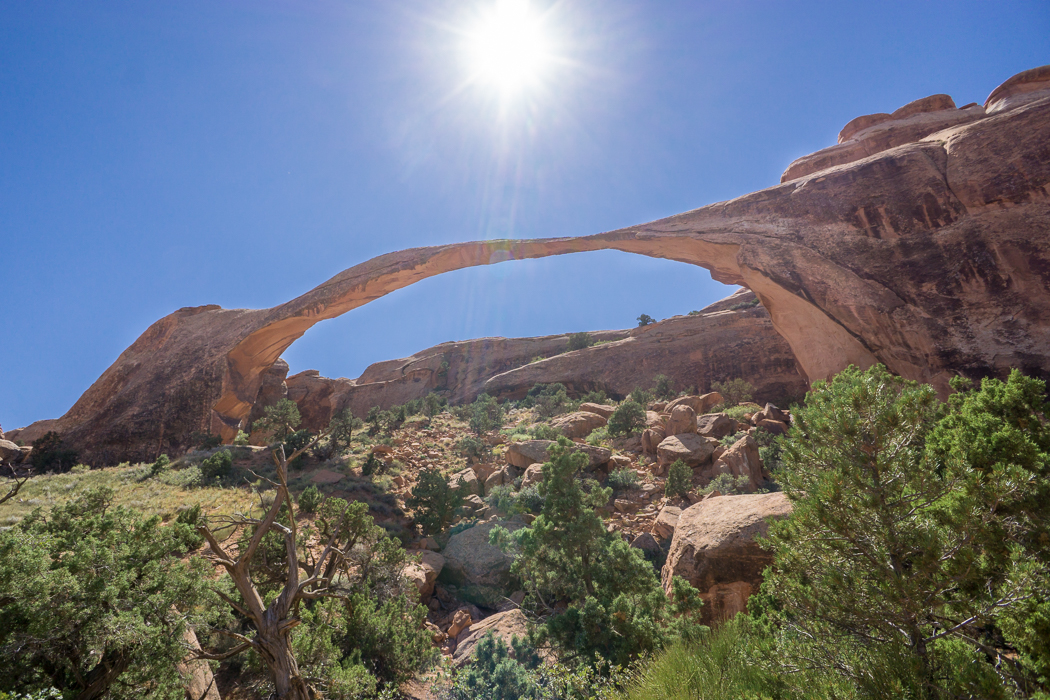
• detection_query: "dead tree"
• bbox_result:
[195,433,410,699]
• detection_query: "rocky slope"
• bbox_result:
[11,65,1050,465]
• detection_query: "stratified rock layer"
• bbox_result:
[12,66,1050,465]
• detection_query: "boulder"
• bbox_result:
[641,427,666,455]
[520,463,545,489]
[507,439,611,471]
[652,505,681,540]
[755,419,788,436]
[447,609,474,639]
[752,403,789,424]
[657,433,716,468]
[449,468,480,495]
[452,609,530,667]
[0,439,26,465]
[579,402,616,418]
[705,435,763,492]
[645,411,665,428]
[403,550,445,603]
[630,532,661,553]
[696,413,737,439]
[484,465,517,492]
[442,519,524,592]
[550,411,607,439]
[666,393,723,416]
[662,492,792,625]
[665,405,697,436]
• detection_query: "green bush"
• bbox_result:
[567,332,594,351]
[585,426,609,445]
[423,392,448,417]
[523,383,575,419]
[579,389,609,405]
[710,378,753,407]
[406,468,465,535]
[233,430,251,446]
[456,435,487,461]
[485,485,518,513]
[28,432,78,473]
[607,400,646,437]
[469,393,505,435]
[189,431,223,450]
[150,453,171,477]
[665,459,692,498]
[283,429,314,456]
[628,387,654,407]
[728,297,761,311]
[361,453,382,477]
[652,374,675,400]
[515,484,545,514]
[637,314,655,327]
[199,449,233,484]
[527,423,560,441]
[174,504,205,549]
[699,473,749,496]
[299,485,323,514]
[607,467,640,494]
[253,398,302,442]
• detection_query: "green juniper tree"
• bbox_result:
[491,438,704,668]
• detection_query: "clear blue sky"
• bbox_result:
[1,1,1047,431]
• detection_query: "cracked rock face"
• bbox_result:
[11,66,1050,465]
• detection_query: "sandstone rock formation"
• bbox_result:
[662,492,792,625]
[441,519,522,594]
[657,433,716,468]
[12,66,1050,465]
[451,609,530,667]
[550,410,607,439]
[404,550,445,604]
[704,434,763,492]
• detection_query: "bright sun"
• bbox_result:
[465,0,551,95]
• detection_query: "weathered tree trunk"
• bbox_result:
[256,630,315,700]
[76,650,130,700]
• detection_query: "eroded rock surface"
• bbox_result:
[12,66,1050,465]
[662,492,792,625]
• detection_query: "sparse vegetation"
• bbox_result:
[406,468,465,535]
[198,448,233,484]
[664,459,692,498]
[27,432,77,474]
[607,467,640,494]
[468,393,505,435]
[253,398,302,442]
[698,473,749,495]
[637,314,655,327]
[567,332,594,351]
[607,400,646,437]
[652,374,674,400]
[523,383,575,418]
[710,378,753,407]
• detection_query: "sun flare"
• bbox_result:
[465,0,551,95]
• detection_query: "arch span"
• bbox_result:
[16,81,1050,463]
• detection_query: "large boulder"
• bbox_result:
[452,609,530,667]
[0,439,29,465]
[449,468,481,495]
[666,393,723,416]
[755,419,788,436]
[752,403,789,424]
[550,411,607,439]
[652,505,681,540]
[403,550,445,603]
[442,519,525,593]
[696,413,737,439]
[657,433,716,468]
[579,402,616,418]
[641,426,667,455]
[662,492,792,625]
[665,405,697,436]
[704,435,763,491]
[520,463,544,489]
[506,440,611,471]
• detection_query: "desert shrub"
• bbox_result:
[407,468,465,536]
[637,314,655,326]
[607,467,639,494]
[728,297,761,311]
[628,387,654,407]
[233,430,251,446]
[490,438,705,667]
[69,463,90,475]
[607,400,646,437]
[699,473,749,495]
[423,392,448,417]
[527,423,560,441]
[361,453,382,477]
[284,429,314,455]
[199,449,233,484]
[652,374,675,400]
[150,453,171,477]
[586,426,609,445]
[523,383,575,419]
[189,431,223,450]
[719,432,744,447]
[664,459,692,498]
[720,404,752,420]
[710,378,753,407]
[485,485,518,513]
[253,398,301,442]
[567,332,594,351]
[456,435,487,461]
[174,504,205,549]
[579,389,609,405]
[28,432,78,473]
[328,408,363,455]
[298,485,323,514]
[515,484,545,514]
[469,393,505,435]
